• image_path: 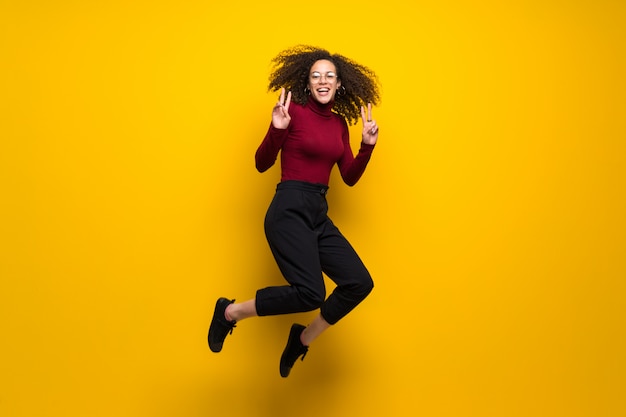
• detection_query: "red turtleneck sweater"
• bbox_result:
[255,97,375,186]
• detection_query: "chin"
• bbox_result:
[314,95,334,104]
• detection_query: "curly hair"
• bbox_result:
[268,45,381,125]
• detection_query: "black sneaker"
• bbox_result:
[208,297,236,352]
[279,324,308,378]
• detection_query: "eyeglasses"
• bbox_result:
[309,71,337,83]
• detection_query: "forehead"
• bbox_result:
[310,59,336,73]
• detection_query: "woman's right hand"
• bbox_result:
[272,88,291,129]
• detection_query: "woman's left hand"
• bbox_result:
[361,103,379,145]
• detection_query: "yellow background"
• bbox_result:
[1,1,625,416]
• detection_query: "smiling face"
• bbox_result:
[307,59,341,105]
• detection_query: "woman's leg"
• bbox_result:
[225,299,257,321]
[282,221,371,350]
[301,313,331,346]
[317,219,374,325]
[255,187,327,317]
[279,221,373,376]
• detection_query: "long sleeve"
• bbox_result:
[255,124,289,172]
[337,127,376,186]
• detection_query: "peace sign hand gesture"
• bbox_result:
[272,88,292,129]
[361,103,379,145]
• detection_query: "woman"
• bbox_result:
[208,45,381,377]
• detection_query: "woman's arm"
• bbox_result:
[255,88,292,172]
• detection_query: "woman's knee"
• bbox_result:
[357,275,374,299]
[351,270,374,301]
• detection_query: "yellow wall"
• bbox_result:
[1,1,625,416]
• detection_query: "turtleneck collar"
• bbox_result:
[306,95,334,118]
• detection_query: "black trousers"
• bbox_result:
[255,180,374,325]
